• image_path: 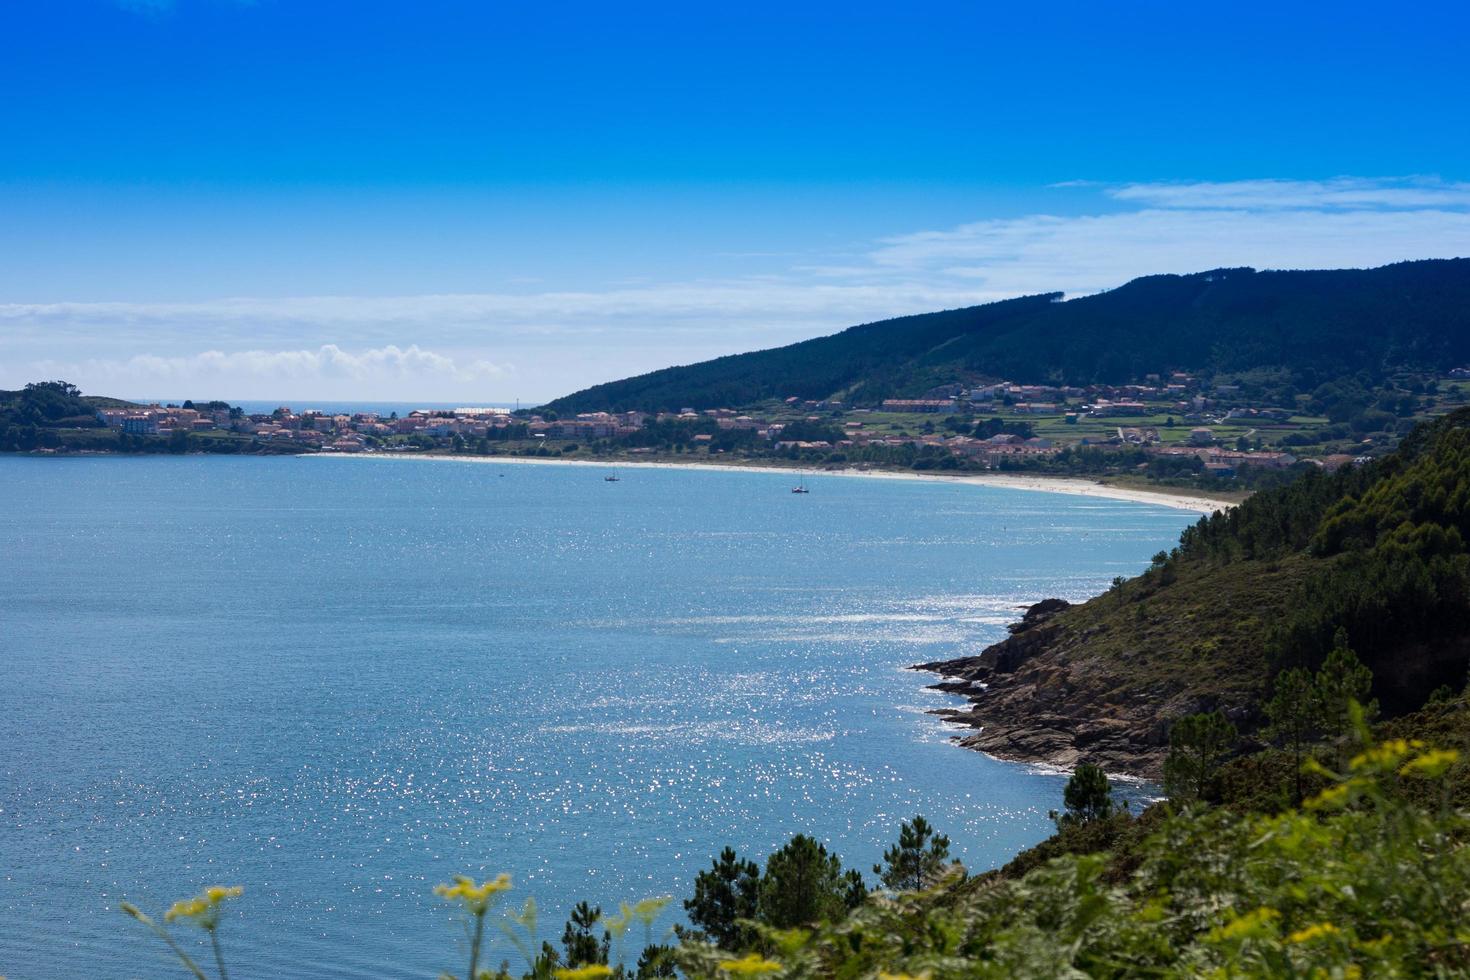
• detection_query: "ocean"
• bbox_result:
[0,454,1195,978]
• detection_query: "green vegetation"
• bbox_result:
[546,260,1470,414]
[681,724,1467,979]
[1061,764,1116,825]
[1162,710,1237,804]
[683,837,865,951]
[0,380,113,451]
[872,816,952,893]
[1173,406,1470,711]
[926,407,1470,789]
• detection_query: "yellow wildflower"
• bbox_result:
[631,896,671,925]
[878,972,931,980]
[433,873,512,913]
[600,902,632,937]
[1287,922,1340,944]
[163,885,243,929]
[1209,906,1279,942]
[1399,748,1460,778]
[718,954,784,975]
[1349,739,1422,772]
[1304,781,1360,811]
[553,966,613,980]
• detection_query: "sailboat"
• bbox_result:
[604,469,621,482]
[791,472,809,494]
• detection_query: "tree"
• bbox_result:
[1316,628,1377,766]
[684,847,759,950]
[635,943,676,978]
[1061,763,1113,824]
[560,901,610,967]
[1163,710,1237,804]
[873,816,952,892]
[1265,667,1320,806]
[756,835,866,929]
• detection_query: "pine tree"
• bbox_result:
[1265,667,1320,806]
[1316,628,1377,766]
[683,847,759,951]
[560,901,610,967]
[1163,710,1238,804]
[873,816,952,892]
[1061,763,1113,824]
[756,835,866,929]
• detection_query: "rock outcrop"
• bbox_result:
[914,598,1194,779]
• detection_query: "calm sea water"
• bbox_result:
[0,456,1194,979]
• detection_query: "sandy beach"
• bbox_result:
[313,452,1239,514]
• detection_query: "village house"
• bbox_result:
[1089,400,1149,416]
[880,399,957,413]
[1117,426,1161,445]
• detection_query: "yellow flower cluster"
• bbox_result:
[1210,906,1279,942]
[163,885,243,927]
[433,873,512,913]
[631,896,671,924]
[553,965,613,980]
[1349,738,1423,772]
[1399,747,1460,778]
[1287,922,1340,944]
[1304,782,1359,811]
[878,972,932,980]
[717,953,784,975]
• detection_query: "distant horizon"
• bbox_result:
[23,254,1467,406]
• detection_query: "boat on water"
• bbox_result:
[791,473,809,494]
[604,470,621,482]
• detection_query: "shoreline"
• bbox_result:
[311,451,1239,514]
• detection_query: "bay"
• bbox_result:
[0,455,1194,978]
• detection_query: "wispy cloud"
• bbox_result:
[0,282,984,332]
[30,345,509,399]
[3,176,1468,400]
[1108,176,1470,211]
[867,205,1470,296]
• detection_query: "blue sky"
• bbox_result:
[2,0,1469,401]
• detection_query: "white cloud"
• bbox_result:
[1109,176,1470,211]
[28,345,510,400]
[867,206,1470,297]
[3,176,1468,400]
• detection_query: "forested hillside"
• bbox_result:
[546,259,1470,414]
[922,406,1470,776]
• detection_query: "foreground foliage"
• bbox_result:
[677,726,1467,978]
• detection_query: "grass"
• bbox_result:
[1008,551,1319,723]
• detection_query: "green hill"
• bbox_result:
[920,405,1470,777]
[545,258,1470,414]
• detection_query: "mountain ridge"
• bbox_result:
[544,258,1470,415]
